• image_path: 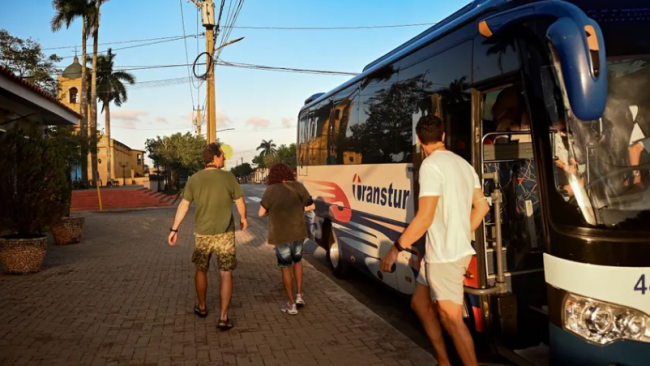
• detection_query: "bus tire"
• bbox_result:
[325,224,351,278]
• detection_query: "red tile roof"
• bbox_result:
[0,65,82,119]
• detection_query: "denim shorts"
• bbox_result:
[275,240,304,268]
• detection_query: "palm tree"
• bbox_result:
[51,0,95,185]
[95,48,135,182]
[89,0,108,186]
[257,140,277,157]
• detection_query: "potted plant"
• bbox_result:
[0,127,68,274]
[49,126,86,245]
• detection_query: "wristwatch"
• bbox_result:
[633,170,641,178]
[170,228,178,233]
[393,240,405,252]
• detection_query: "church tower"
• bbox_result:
[58,56,83,116]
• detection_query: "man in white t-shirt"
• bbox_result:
[381,115,489,366]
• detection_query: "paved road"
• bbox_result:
[0,206,435,366]
[241,184,511,366]
[241,185,432,353]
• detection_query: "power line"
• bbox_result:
[116,61,358,76]
[229,23,436,30]
[179,0,195,108]
[57,35,204,60]
[44,22,436,52]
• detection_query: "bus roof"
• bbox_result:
[300,0,512,112]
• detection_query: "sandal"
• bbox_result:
[217,318,234,331]
[194,305,208,318]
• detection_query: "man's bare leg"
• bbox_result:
[195,269,208,310]
[411,283,451,366]
[219,271,233,320]
[293,262,303,295]
[629,143,645,185]
[438,300,479,366]
[281,267,295,305]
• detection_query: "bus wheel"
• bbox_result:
[326,225,350,278]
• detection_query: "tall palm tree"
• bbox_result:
[257,140,277,157]
[89,0,108,186]
[95,48,135,182]
[51,0,95,185]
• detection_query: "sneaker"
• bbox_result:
[295,293,305,307]
[281,302,298,315]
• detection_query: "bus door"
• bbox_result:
[478,83,548,348]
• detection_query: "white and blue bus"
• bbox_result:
[297,0,650,365]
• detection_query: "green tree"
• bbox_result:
[95,48,135,183]
[145,133,207,188]
[0,30,61,97]
[256,139,277,157]
[252,154,267,169]
[231,163,253,178]
[264,144,297,170]
[48,125,88,215]
[51,0,96,184]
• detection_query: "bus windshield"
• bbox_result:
[549,55,650,230]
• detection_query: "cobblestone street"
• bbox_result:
[0,208,435,366]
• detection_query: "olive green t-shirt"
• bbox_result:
[183,169,244,235]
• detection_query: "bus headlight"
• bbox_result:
[564,294,650,345]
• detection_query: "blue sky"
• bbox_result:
[1,0,470,166]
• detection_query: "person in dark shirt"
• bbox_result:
[259,163,315,315]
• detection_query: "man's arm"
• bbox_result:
[304,203,316,212]
[380,196,437,272]
[235,197,248,230]
[470,188,490,232]
[168,199,191,246]
[258,205,268,217]
[397,196,438,249]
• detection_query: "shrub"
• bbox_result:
[0,127,68,236]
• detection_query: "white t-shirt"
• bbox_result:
[419,150,480,263]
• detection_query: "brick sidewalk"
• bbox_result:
[0,209,435,366]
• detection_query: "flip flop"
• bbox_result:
[194,305,208,318]
[217,318,234,331]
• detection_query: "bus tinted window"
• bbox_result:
[399,41,473,162]
[473,27,520,83]
[329,85,358,165]
[349,64,402,164]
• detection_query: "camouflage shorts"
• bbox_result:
[192,232,236,272]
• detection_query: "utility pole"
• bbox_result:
[188,0,244,144]
[188,0,216,143]
[193,107,203,136]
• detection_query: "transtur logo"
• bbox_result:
[351,174,410,210]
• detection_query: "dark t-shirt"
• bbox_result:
[183,169,244,235]
[261,181,314,245]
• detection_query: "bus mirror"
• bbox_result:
[479,1,607,122]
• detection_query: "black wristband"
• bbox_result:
[170,228,178,233]
[394,240,405,252]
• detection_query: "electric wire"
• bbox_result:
[179,0,195,108]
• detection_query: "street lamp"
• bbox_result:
[119,162,129,186]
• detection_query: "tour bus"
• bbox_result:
[296,0,650,365]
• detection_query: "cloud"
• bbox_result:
[281,117,293,128]
[246,116,271,129]
[119,120,136,130]
[111,110,148,122]
[216,111,232,127]
[154,116,168,124]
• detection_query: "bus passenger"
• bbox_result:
[628,137,650,188]
[380,115,489,366]
[259,163,316,315]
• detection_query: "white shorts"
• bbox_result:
[416,256,472,305]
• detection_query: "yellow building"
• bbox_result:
[58,57,144,185]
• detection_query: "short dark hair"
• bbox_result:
[416,115,445,144]
[203,143,222,165]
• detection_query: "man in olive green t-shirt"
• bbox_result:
[168,143,247,330]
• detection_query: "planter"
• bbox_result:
[0,236,48,274]
[51,216,85,245]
